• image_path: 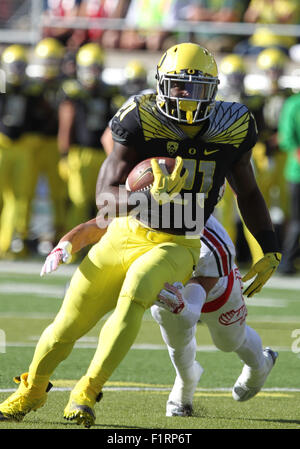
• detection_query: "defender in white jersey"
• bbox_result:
[151,214,278,417]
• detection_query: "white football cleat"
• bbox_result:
[166,361,203,417]
[232,347,278,402]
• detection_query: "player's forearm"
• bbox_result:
[57,125,72,155]
[237,188,279,253]
[58,101,74,155]
[96,185,138,222]
[96,143,140,218]
[60,218,106,253]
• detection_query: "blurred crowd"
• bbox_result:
[0,0,300,275]
[39,0,300,54]
[0,37,150,260]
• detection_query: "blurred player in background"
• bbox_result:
[111,59,151,111]
[0,45,37,257]
[101,59,153,155]
[57,42,117,229]
[277,91,300,275]
[216,54,265,264]
[26,37,67,247]
[253,47,292,252]
[61,50,77,80]
[122,59,152,98]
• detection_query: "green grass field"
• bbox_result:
[0,259,299,431]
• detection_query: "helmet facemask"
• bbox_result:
[156,70,219,124]
[77,63,102,88]
[33,38,64,81]
[3,60,27,86]
[35,58,61,80]
[1,45,27,86]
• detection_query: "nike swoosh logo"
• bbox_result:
[204,149,220,155]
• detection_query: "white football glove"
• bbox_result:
[40,241,73,277]
[155,282,186,314]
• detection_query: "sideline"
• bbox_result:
[1,260,300,289]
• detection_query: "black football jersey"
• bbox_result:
[111,93,258,235]
[19,79,61,137]
[0,84,32,140]
[59,79,117,149]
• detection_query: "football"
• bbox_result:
[125,157,176,192]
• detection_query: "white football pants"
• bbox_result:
[151,266,265,382]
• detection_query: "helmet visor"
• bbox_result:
[3,60,26,85]
[168,79,215,101]
[33,58,61,79]
[77,64,102,87]
[157,73,219,123]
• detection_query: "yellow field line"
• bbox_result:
[152,391,292,398]
[52,380,296,397]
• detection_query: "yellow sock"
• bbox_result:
[86,297,145,390]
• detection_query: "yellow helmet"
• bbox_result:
[34,38,65,60]
[76,43,104,87]
[76,43,104,67]
[219,54,246,75]
[219,54,246,91]
[250,27,295,49]
[124,60,147,81]
[256,47,287,71]
[2,44,27,64]
[123,60,148,95]
[33,38,65,80]
[156,43,219,124]
[1,44,27,85]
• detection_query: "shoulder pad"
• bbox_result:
[136,92,156,103]
[205,101,256,148]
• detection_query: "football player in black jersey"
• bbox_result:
[0,43,281,427]
[57,43,117,229]
[216,53,266,265]
[100,59,154,156]
[0,45,37,257]
[254,48,292,245]
[27,38,67,246]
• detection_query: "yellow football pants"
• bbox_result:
[66,145,107,229]
[254,150,289,219]
[27,216,200,392]
[0,133,34,254]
